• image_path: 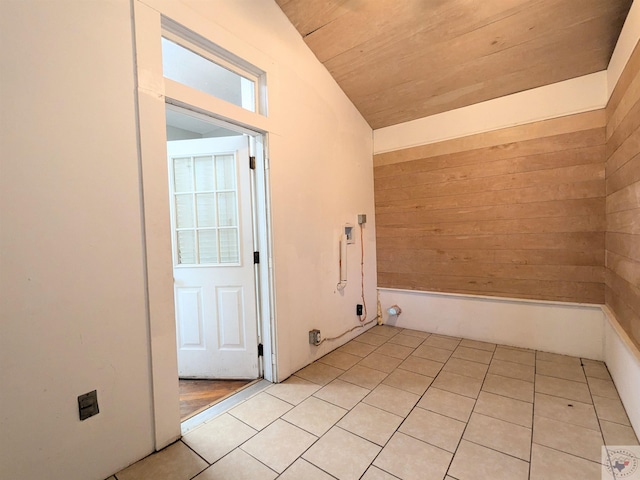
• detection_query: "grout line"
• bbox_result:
[529,351,537,480]
[443,345,494,477]
[583,357,617,474]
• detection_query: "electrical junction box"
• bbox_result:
[309,329,321,346]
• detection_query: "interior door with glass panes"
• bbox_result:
[167,135,259,379]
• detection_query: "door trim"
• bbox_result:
[132,0,277,450]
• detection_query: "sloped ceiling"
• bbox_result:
[276,0,633,129]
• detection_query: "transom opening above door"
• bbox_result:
[161,19,267,116]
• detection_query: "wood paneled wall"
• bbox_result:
[374,111,606,304]
[606,43,640,348]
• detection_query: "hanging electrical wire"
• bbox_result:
[318,220,377,346]
[359,222,367,323]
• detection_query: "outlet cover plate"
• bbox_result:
[78,390,99,421]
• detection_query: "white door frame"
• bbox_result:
[163,106,276,378]
[132,0,278,450]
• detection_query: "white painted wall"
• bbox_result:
[0,2,154,480]
[1,0,376,478]
[379,289,606,360]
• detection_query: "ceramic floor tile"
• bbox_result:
[182,413,257,463]
[473,391,533,428]
[381,368,433,395]
[295,362,345,386]
[459,338,496,352]
[582,359,611,380]
[482,373,534,402]
[398,355,444,377]
[303,426,380,480]
[361,466,401,479]
[338,340,377,357]
[587,377,619,399]
[533,415,605,463]
[278,459,336,480]
[194,449,277,480]
[530,443,610,480]
[418,387,475,422]
[448,439,529,480]
[358,352,403,373]
[399,407,466,452]
[268,376,321,405]
[338,403,404,446]
[228,392,292,430]
[488,358,534,382]
[313,379,370,410]
[600,420,640,445]
[241,419,316,473]
[432,371,483,398]
[373,432,452,480]
[353,332,388,346]
[592,395,632,425]
[401,329,431,339]
[451,345,493,364]
[114,330,636,480]
[463,412,532,461]
[116,441,207,480]
[534,392,600,431]
[282,396,347,436]
[387,333,424,348]
[492,346,536,366]
[338,364,388,390]
[536,359,586,383]
[422,335,460,351]
[375,342,415,359]
[412,344,453,363]
[317,350,361,370]
[536,351,582,366]
[370,325,403,338]
[442,357,489,379]
[535,374,592,404]
[362,383,420,417]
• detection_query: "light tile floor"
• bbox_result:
[113,325,639,480]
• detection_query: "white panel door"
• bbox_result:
[168,136,259,379]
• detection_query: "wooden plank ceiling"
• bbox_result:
[276,0,633,129]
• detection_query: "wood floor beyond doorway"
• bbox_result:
[179,379,254,421]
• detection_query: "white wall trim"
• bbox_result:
[603,306,640,437]
[608,0,640,99]
[373,71,607,154]
[378,288,605,360]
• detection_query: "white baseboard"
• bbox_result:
[378,288,605,360]
[603,307,640,437]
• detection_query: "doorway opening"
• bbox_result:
[165,105,272,423]
[179,378,256,421]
